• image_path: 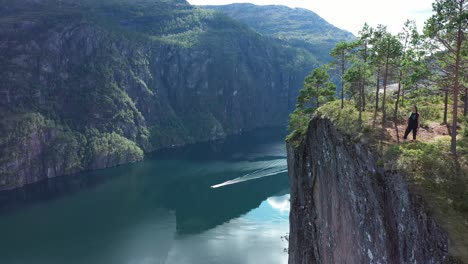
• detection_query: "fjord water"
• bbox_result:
[0,128,289,264]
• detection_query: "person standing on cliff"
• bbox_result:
[403,105,420,141]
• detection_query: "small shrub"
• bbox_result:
[454,191,468,213]
[286,109,310,146]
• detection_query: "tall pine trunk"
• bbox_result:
[375,69,380,110]
[316,85,320,108]
[443,90,448,125]
[358,77,363,129]
[393,71,403,120]
[401,90,405,108]
[464,88,467,117]
[393,71,403,142]
[382,53,390,126]
[363,43,368,110]
[363,91,366,110]
[373,67,380,127]
[450,20,462,154]
[341,50,345,109]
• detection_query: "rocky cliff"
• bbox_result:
[0,0,321,190]
[287,117,460,263]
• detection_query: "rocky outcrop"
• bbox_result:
[287,117,459,263]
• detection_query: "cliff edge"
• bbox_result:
[287,117,462,263]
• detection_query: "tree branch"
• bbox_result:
[437,37,456,54]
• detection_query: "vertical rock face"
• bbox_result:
[287,118,456,264]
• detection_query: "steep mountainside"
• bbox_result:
[287,117,462,263]
[0,0,316,190]
[202,3,355,63]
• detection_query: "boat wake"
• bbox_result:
[211,159,287,188]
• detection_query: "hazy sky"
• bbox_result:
[187,0,435,35]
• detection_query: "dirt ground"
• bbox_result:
[384,121,453,143]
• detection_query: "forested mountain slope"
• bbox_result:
[0,0,319,190]
[202,3,355,63]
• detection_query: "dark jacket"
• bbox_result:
[408,112,419,127]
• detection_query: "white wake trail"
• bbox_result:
[211,159,287,188]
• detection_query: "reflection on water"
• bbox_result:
[166,194,290,264]
[0,128,289,264]
[267,194,290,213]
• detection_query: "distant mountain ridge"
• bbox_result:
[201,3,355,63]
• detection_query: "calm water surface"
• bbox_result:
[0,128,290,264]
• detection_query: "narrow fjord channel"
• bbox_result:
[0,128,289,264]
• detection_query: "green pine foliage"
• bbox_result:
[287,66,336,145]
[286,109,311,146]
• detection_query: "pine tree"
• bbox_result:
[331,42,357,109]
[425,0,467,154]
[298,66,336,111]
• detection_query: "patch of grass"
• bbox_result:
[287,100,374,147]
[383,135,468,260]
[315,100,370,138]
